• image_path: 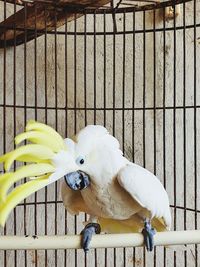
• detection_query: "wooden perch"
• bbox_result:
[0,230,200,250]
[0,0,110,47]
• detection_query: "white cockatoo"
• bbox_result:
[0,121,171,252]
[61,125,171,252]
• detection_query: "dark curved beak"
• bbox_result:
[64,171,90,191]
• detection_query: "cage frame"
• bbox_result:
[0,0,199,266]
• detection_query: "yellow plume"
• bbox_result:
[26,120,66,150]
[15,131,64,153]
[0,120,67,227]
[0,163,55,202]
[0,144,55,172]
[0,175,50,227]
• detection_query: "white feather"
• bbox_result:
[117,164,171,229]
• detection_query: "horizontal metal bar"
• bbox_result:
[0,230,199,250]
[0,188,197,213]
[9,200,200,214]
[0,21,199,37]
[0,104,200,111]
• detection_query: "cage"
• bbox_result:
[0,0,199,266]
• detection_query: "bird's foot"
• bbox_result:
[81,223,101,253]
[142,220,156,252]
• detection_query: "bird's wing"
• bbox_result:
[61,181,91,215]
[117,164,171,230]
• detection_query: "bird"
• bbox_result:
[61,125,171,252]
[0,121,171,252]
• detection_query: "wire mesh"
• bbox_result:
[0,0,200,266]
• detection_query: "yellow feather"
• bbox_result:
[16,155,50,163]
[0,163,55,202]
[0,152,11,164]
[98,216,168,234]
[0,120,69,227]
[0,174,49,227]
[26,120,66,151]
[98,217,142,234]
[1,144,55,171]
[15,131,64,153]
[0,152,45,166]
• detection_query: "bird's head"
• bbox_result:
[63,125,126,191]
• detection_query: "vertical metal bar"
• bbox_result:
[13,0,17,266]
[24,4,28,267]
[142,10,146,267]
[112,10,116,138]
[54,7,58,267]
[132,10,136,267]
[74,12,77,267]
[112,9,116,267]
[122,10,126,267]
[64,9,68,267]
[111,0,117,33]
[173,4,177,267]
[93,10,98,267]
[3,0,7,266]
[74,13,77,133]
[44,5,48,267]
[153,8,157,266]
[94,11,97,126]
[103,11,107,129]
[103,10,107,267]
[34,5,38,267]
[44,6,48,120]
[162,7,166,267]
[182,2,187,267]
[83,11,88,267]
[13,0,16,198]
[193,0,198,266]
[122,11,125,155]
[84,12,87,127]
[142,10,146,165]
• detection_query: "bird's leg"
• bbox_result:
[142,219,156,252]
[81,222,101,253]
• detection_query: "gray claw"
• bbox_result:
[81,223,101,253]
[142,220,156,252]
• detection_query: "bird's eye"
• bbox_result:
[76,156,85,166]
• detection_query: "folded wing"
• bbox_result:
[117,164,171,230]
